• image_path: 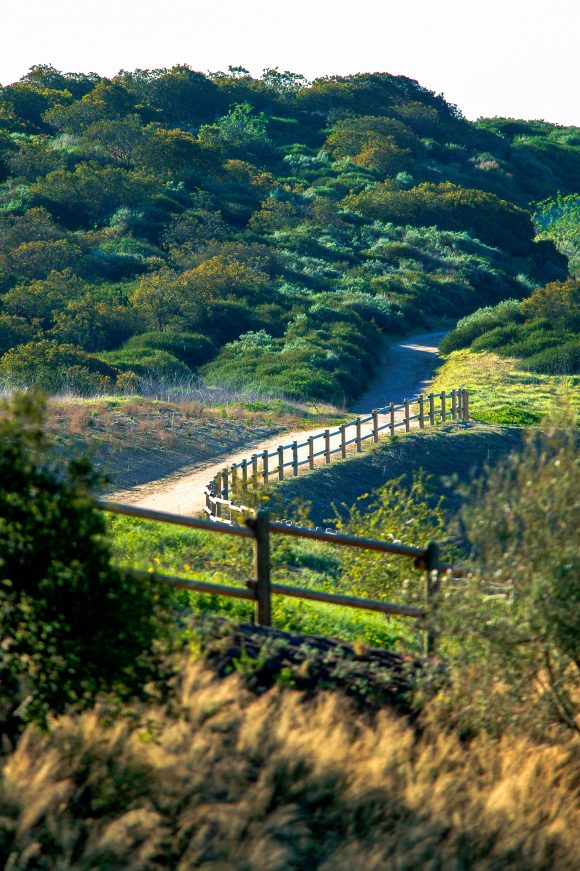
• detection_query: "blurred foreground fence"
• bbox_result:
[205,388,468,523]
[98,502,470,655]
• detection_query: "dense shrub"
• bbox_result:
[440,299,521,353]
[442,279,580,374]
[437,416,580,737]
[0,392,170,727]
[0,65,575,401]
[100,347,191,380]
[123,330,215,368]
[0,339,121,393]
[519,338,580,374]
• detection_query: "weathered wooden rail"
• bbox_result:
[205,388,469,522]
[99,501,469,655]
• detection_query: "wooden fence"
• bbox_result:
[205,388,469,523]
[99,501,469,656]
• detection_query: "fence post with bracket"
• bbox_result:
[424,540,441,656]
[247,510,272,627]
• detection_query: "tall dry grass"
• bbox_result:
[1,660,578,870]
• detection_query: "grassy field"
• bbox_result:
[39,395,343,491]
[430,349,579,425]
[108,423,525,651]
[110,512,415,651]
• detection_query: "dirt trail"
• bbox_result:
[109,331,446,515]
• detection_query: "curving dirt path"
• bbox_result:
[109,331,446,515]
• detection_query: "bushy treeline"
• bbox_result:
[441,278,580,374]
[0,64,575,399]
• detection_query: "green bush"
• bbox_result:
[100,347,191,380]
[440,299,521,353]
[436,415,580,737]
[124,330,216,368]
[519,338,580,374]
[0,392,171,728]
[0,339,120,393]
[470,323,524,353]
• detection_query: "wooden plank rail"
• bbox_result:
[98,501,472,654]
[205,389,468,524]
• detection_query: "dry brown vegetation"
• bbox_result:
[22,396,343,490]
[1,659,578,870]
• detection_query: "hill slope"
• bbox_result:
[0,67,575,401]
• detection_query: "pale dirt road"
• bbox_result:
[109,331,445,515]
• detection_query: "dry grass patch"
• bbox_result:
[1,660,578,870]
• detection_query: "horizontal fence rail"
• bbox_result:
[98,501,471,655]
[205,388,469,524]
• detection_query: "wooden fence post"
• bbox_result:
[308,436,314,470]
[404,398,410,432]
[292,440,299,476]
[215,474,222,519]
[372,410,379,443]
[324,429,331,463]
[247,510,271,627]
[451,389,457,420]
[429,393,435,426]
[424,540,440,656]
[262,450,269,485]
[463,389,470,420]
[356,417,362,452]
[278,445,284,480]
[241,459,248,491]
[231,463,238,495]
[251,454,258,489]
[418,394,425,429]
[389,402,395,437]
[221,467,229,501]
[441,391,446,423]
[340,424,346,458]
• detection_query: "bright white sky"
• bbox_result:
[2,0,579,126]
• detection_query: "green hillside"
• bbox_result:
[0,65,576,400]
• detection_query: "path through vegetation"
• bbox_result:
[110,331,446,515]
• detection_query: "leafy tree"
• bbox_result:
[1,238,84,280]
[30,163,161,227]
[0,391,169,727]
[520,278,580,326]
[199,102,269,148]
[437,417,580,736]
[116,65,222,123]
[0,340,120,392]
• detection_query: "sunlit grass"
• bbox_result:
[2,659,578,869]
[109,515,416,651]
[431,349,579,425]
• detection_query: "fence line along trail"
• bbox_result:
[110,330,452,516]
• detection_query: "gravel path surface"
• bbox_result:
[109,331,446,515]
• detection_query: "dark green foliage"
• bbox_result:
[123,330,215,367]
[100,347,191,380]
[0,64,576,399]
[344,182,535,255]
[521,338,580,374]
[0,339,122,392]
[442,279,580,374]
[439,300,522,353]
[0,392,169,727]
